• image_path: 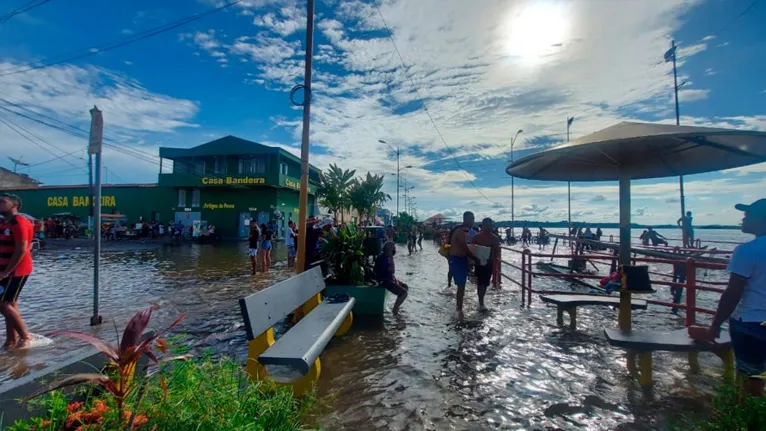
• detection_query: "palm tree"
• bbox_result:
[317,163,355,221]
[349,172,391,222]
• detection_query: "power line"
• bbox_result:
[373,0,498,206]
[711,0,759,36]
[0,0,53,24]
[0,114,86,172]
[0,0,244,77]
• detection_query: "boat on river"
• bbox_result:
[535,261,604,291]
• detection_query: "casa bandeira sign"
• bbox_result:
[201,176,266,185]
[47,196,116,207]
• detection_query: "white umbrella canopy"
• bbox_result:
[506,121,766,182]
[506,121,766,331]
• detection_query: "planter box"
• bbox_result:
[323,284,388,317]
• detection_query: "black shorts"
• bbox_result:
[475,263,493,287]
[380,280,408,296]
[0,276,28,302]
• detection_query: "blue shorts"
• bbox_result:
[449,256,469,286]
[261,240,272,251]
[288,245,296,257]
[729,318,766,376]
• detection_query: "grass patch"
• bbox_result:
[6,356,317,431]
[672,384,766,430]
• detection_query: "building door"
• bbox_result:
[238,212,252,239]
[174,211,201,227]
[255,211,269,227]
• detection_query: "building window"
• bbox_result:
[191,188,200,207]
[239,157,267,174]
[280,163,289,176]
[177,189,187,207]
[194,160,205,175]
[214,157,227,174]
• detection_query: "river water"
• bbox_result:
[0,228,750,430]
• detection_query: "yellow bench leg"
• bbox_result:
[638,352,653,386]
[245,327,321,396]
[688,352,700,374]
[626,350,637,377]
[715,348,735,382]
[566,307,577,330]
[335,312,353,336]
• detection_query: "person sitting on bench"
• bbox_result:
[645,227,668,246]
[374,241,409,315]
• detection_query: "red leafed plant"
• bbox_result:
[29,305,188,424]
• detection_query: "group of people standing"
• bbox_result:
[248,220,279,274]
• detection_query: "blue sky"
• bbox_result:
[0,0,764,225]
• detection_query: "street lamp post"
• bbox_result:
[379,139,400,216]
[509,129,523,238]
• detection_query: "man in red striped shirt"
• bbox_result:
[0,193,33,349]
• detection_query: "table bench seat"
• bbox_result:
[540,294,647,330]
[604,328,734,386]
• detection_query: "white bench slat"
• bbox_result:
[540,294,647,309]
[604,328,731,352]
[259,298,355,374]
[239,266,326,340]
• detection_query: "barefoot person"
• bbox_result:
[374,241,408,315]
[449,211,479,314]
[0,194,34,349]
[700,199,766,396]
[472,217,500,312]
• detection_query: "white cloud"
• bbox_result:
[677,88,710,102]
[704,67,716,76]
[252,6,307,36]
[0,61,199,133]
[701,35,716,42]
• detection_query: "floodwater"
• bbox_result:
[0,228,749,430]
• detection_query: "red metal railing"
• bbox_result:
[498,246,728,325]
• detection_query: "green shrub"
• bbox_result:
[673,384,766,430]
[6,357,316,431]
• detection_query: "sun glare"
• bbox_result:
[505,1,569,65]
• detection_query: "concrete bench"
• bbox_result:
[604,328,734,386]
[540,294,648,330]
[239,266,355,395]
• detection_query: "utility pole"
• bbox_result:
[88,154,94,235]
[295,0,315,273]
[88,106,104,326]
[567,117,574,234]
[509,129,522,239]
[379,139,400,217]
[668,40,688,246]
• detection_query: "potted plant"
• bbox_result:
[321,224,388,317]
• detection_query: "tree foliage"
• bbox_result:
[348,173,390,222]
[317,163,356,220]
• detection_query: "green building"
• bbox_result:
[0,136,320,239]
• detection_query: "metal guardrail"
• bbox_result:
[498,246,727,326]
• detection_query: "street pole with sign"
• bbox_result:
[89,106,103,326]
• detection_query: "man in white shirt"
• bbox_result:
[704,199,766,396]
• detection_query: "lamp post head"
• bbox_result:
[517,129,523,134]
[378,139,387,144]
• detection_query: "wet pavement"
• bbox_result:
[0,229,748,430]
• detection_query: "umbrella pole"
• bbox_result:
[618,173,632,331]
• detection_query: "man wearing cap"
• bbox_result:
[0,193,34,349]
[703,199,766,396]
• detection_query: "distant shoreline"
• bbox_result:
[469,222,740,230]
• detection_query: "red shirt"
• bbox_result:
[0,215,34,276]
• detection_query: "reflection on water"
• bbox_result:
[0,230,745,430]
